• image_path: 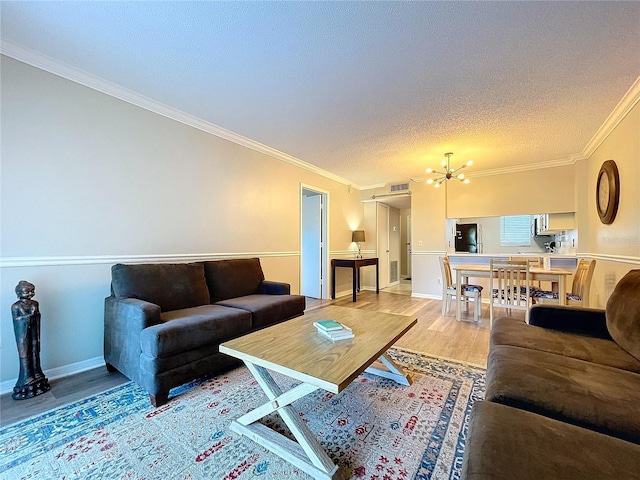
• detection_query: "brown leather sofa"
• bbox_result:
[104,258,305,406]
[461,269,640,479]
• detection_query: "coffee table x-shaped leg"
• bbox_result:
[229,353,411,480]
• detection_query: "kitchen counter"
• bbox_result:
[446,252,577,258]
[446,253,577,269]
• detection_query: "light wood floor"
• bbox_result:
[310,288,497,367]
[1,288,513,427]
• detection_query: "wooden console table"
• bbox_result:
[331,257,379,302]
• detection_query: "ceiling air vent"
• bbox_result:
[390,183,410,193]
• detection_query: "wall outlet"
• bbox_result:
[418,240,423,246]
[437,277,441,285]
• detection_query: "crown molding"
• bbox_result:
[410,154,586,183]
[410,75,640,183]
[1,41,362,189]
[471,154,587,178]
[582,75,640,157]
[3,41,638,188]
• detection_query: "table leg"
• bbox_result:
[558,276,566,305]
[231,362,343,480]
[456,275,463,321]
[364,353,412,386]
[331,262,336,300]
[352,266,357,302]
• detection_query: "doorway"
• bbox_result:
[376,196,411,296]
[300,186,328,299]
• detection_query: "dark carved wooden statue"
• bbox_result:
[11,281,50,400]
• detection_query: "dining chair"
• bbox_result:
[490,259,531,327]
[534,258,596,307]
[509,256,541,267]
[509,256,544,297]
[439,256,483,323]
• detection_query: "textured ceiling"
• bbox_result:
[2,1,639,188]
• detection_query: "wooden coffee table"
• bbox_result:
[219,305,417,480]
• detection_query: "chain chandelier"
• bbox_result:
[425,152,473,188]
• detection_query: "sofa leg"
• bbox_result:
[105,362,118,373]
[149,392,169,407]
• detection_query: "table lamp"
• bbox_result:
[352,230,365,258]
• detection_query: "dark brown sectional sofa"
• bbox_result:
[104,258,305,406]
[461,269,640,480]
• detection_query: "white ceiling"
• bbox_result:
[2,1,639,190]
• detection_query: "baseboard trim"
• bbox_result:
[411,293,441,300]
[1,356,104,395]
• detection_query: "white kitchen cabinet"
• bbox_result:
[536,213,575,235]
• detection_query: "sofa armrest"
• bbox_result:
[258,280,291,295]
[104,296,162,379]
[529,304,611,339]
[105,296,162,330]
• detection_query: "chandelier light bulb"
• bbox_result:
[424,152,473,187]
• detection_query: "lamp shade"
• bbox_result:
[352,230,365,243]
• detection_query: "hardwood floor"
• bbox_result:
[311,289,498,367]
[1,289,513,427]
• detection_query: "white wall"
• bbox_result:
[446,165,576,218]
[0,56,364,387]
[580,98,640,308]
[408,179,448,298]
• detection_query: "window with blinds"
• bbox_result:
[500,215,532,247]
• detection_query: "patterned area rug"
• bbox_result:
[0,348,485,480]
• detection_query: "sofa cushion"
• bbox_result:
[204,258,265,302]
[606,269,640,362]
[461,401,640,480]
[140,305,251,358]
[111,263,210,312]
[217,294,305,329]
[490,317,640,373]
[140,343,241,377]
[485,344,640,443]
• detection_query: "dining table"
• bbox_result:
[452,263,573,321]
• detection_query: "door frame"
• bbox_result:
[376,202,390,289]
[300,184,329,299]
[406,214,412,278]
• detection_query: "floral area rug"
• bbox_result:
[0,348,485,480]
